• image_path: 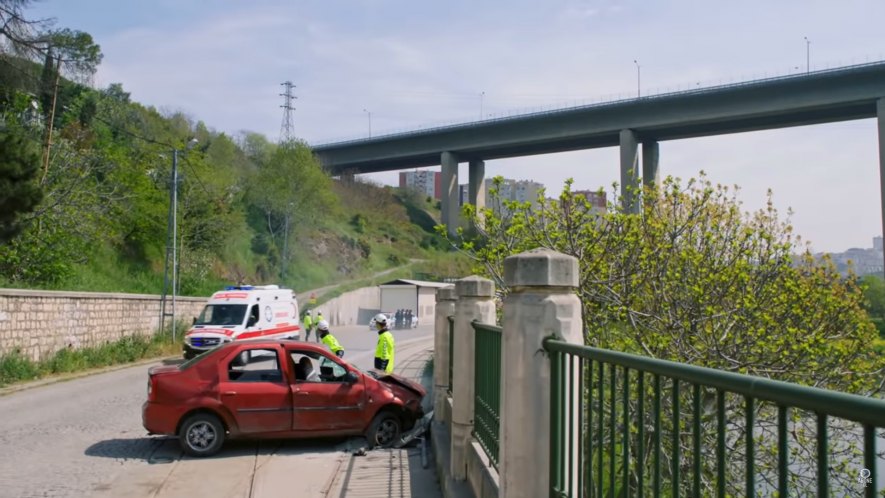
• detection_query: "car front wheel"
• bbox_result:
[366,411,402,448]
[179,413,225,457]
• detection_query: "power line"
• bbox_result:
[279,81,296,143]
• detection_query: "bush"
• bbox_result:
[0,329,180,387]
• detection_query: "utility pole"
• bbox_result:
[279,81,296,143]
[804,37,811,73]
[363,109,372,137]
[634,60,641,98]
[40,53,62,184]
[159,149,179,339]
[158,139,197,342]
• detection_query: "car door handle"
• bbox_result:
[222,391,237,396]
[295,391,310,396]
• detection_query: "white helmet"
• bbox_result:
[372,312,388,328]
[317,320,329,332]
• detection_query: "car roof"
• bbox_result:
[222,338,327,351]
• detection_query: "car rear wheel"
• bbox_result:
[366,411,402,448]
[179,413,225,457]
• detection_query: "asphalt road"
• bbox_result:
[0,324,435,498]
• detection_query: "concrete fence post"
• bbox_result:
[434,285,457,423]
[451,275,496,481]
[499,248,582,498]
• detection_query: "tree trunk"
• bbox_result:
[41,55,61,185]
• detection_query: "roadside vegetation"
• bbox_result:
[0,328,182,388]
[0,1,462,298]
[445,174,885,496]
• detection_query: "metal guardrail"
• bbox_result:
[311,60,885,148]
[472,321,502,469]
[447,315,454,395]
[545,339,885,498]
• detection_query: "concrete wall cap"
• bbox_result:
[455,276,495,298]
[436,286,457,301]
[503,248,579,288]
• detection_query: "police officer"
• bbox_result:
[302,311,313,342]
[317,320,344,358]
[372,312,395,373]
[315,311,325,342]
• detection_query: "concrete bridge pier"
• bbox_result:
[468,159,486,211]
[879,99,885,273]
[643,140,660,187]
[441,151,460,236]
[620,129,640,213]
[450,276,496,481]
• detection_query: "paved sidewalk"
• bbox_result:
[323,342,440,498]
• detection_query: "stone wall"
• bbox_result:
[0,288,206,361]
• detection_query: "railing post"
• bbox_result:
[500,248,582,498]
[434,285,457,423]
[451,275,496,481]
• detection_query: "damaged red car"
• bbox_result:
[142,339,426,457]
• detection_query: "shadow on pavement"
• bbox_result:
[85,435,366,462]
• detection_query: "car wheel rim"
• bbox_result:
[186,422,216,451]
[376,419,398,446]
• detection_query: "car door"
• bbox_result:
[218,346,292,434]
[288,349,367,432]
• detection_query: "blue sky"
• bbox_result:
[25,0,885,253]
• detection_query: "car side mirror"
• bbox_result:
[344,371,359,384]
[192,317,197,325]
[247,318,257,328]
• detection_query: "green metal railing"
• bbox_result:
[546,339,885,498]
[447,315,455,395]
[473,321,503,468]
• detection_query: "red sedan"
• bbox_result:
[142,339,426,457]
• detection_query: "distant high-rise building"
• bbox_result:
[399,170,441,200]
[482,178,544,214]
[573,190,608,215]
[875,236,883,251]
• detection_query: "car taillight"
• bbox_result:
[147,377,156,400]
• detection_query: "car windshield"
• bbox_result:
[195,304,247,326]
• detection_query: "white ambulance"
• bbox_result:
[183,285,300,359]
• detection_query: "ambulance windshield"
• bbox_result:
[196,304,248,326]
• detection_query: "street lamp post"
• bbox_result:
[480,91,485,120]
[363,109,372,138]
[804,37,811,73]
[159,138,198,342]
[634,60,641,98]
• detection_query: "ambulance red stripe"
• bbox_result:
[236,325,301,340]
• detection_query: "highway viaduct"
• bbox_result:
[313,61,885,264]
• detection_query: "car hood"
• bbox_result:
[376,373,427,398]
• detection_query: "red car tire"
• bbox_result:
[366,411,402,449]
[179,412,226,457]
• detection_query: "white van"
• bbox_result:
[183,285,300,359]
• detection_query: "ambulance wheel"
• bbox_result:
[183,351,196,360]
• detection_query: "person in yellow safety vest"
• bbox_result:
[316,320,344,358]
[315,311,325,342]
[372,313,395,373]
[302,312,313,342]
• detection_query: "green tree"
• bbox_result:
[246,141,336,279]
[446,174,884,495]
[0,128,42,241]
